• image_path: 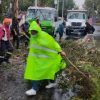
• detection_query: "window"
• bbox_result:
[67,12,87,20]
[26,8,57,21]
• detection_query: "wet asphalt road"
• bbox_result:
[93,25,100,48]
[94,25,100,37]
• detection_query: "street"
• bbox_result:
[94,25,100,37]
[94,25,100,48]
[0,0,100,99]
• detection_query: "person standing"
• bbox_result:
[85,22,95,34]
[0,18,13,63]
[24,21,66,96]
[87,16,93,26]
[11,17,20,49]
[57,22,65,41]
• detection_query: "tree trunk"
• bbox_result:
[0,4,2,21]
[12,0,19,18]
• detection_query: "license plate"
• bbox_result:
[73,29,78,32]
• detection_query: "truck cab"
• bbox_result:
[66,10,87,38]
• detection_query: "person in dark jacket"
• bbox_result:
[57,22,65,41]
[11,17,20,49]
[85,22,95,34]
[21,22,30,46]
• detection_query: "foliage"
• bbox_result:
[57,40,100,100]
[19,0,75,17]
[64,0,75,10]
[19,0,54,11]
[85,0,100,16]
[59,0,75,17]
[0,0,75,21]
[19,0,33,11]
[0,0,10,21]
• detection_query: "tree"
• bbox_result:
[12,0,19,17]
[0,0,11,21]
[0,0,76,21]
[59,0,75,17]
[38,0,54,7]
[19,0,75,13]
[65,0,75,10]
[19,0,33,11]
[19,0,54,11]
[85,0,100,16]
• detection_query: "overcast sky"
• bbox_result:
[74,0,85,9]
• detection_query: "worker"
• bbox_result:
[24,21,66,96]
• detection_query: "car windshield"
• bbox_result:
[26,9,55,21]
[67,12,87,20]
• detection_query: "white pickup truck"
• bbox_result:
[66,10,87,38]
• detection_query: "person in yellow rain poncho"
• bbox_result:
[24,21,66,96]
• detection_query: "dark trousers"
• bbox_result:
[59,32,63,39]
[32,81,40,91]
[13,35,19,49]
[0,40,11,51]
[0,40,13,63]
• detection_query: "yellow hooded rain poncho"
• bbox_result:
[24,21,66,80]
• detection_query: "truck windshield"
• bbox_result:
[67,12,87,20]
[26,9,55,21]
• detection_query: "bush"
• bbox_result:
[57,40,100,100]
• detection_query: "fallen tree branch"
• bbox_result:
[64,56,89,79]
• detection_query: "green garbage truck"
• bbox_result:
[25,6,58,36]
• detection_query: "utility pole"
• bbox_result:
[62,0,64,19]
[54,0,57,9]
[57,0,59,16]
[35,0,38,7]
[0,0,1,4]
[54,0,59,16]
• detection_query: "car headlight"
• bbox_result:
[66,22,71,27]
[81,22,86,27]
